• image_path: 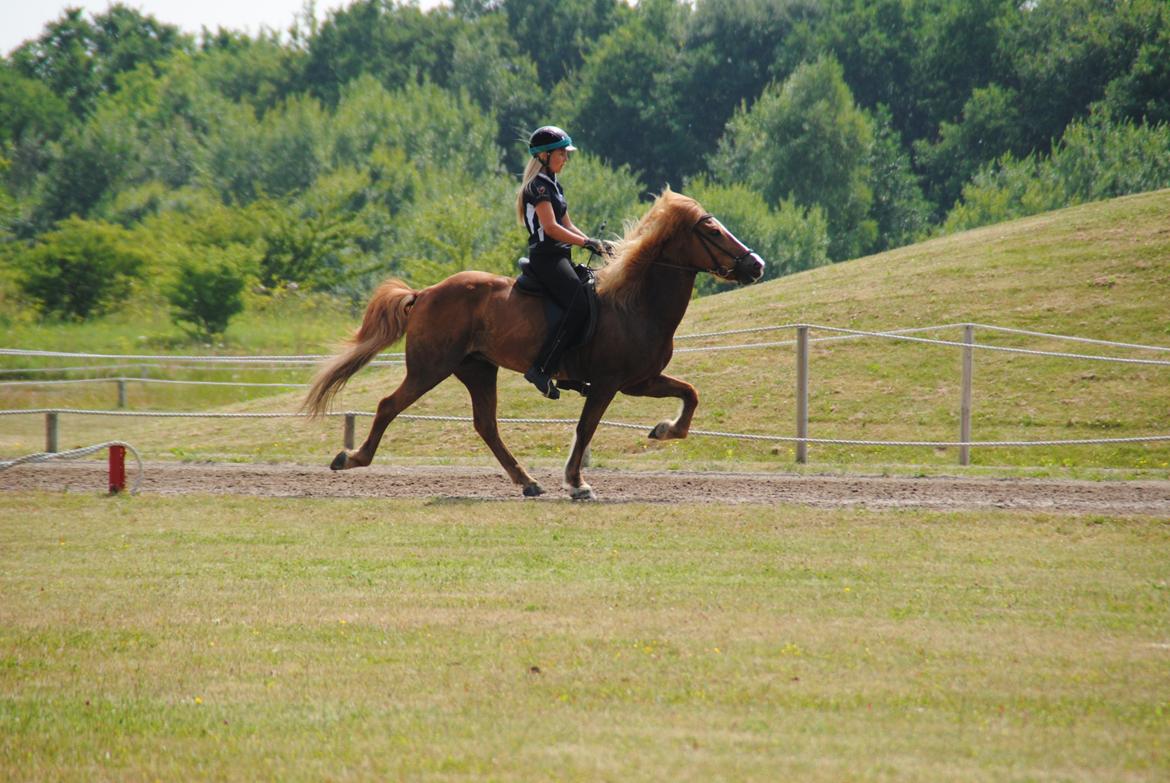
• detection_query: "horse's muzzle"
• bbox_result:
[734,253,766,284]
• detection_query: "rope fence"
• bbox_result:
[2,322,1168,465]
[2,407,1167,452]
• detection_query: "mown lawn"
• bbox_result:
[2,494,1167,781]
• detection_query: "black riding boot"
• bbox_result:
[525,313,570,400]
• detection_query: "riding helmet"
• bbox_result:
[528,126,577,156]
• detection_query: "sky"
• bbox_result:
[2,0,446,58]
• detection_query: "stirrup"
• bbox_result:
[524,366,560,400]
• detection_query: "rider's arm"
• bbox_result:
[534,201,589,247]
[562,214,592,244]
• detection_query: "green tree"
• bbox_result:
[907,0,1014,144]
[256,94,328,198]
[0,64,70,147]
[331,77,501,180]
[1001,0,1166,154]
[810,0,924,141]
[913,83,1025,214]
[449,16,542,151]
[195,30,305,114]
[31,102,140,225]
[711,56,875,260]
[652,0,822,188]
[1096,0,1170,126]
[13,216,144,319]
[555,0,686,189]
[303,0,465,104]
[502,0,628,87]
[10,4,188,117]
[867,105,930,250]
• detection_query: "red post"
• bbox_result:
[108,445,126,494]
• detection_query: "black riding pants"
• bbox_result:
[528,250,589,373]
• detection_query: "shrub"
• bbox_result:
[13,217,143,319]
[166,252,247,340]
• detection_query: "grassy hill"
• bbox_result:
[3,190,1169,477]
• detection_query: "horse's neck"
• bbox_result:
[627,262,698,341]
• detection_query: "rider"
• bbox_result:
[516,125,608,399]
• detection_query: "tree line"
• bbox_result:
[2,0,1168,335]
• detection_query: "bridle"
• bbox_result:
[653,213,760,281]
[691,213,759,280]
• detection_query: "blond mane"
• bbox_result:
[595,188,705,311]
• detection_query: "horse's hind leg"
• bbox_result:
[454,359,544,497]
[331,369,444,470]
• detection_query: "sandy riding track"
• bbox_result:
[3,461,1170,515]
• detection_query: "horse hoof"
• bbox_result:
[523,482,545,498]
[648,422,672,440]
[570,485,597,502]
[329,451,350,471]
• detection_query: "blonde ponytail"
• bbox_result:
[516,157,544,227]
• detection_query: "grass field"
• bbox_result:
[2,494,1168,781]
[2,191,1168,476]
[2,194,1168,780]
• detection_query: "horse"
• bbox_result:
[303,188,765,500]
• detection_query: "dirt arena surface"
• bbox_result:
[4,460,1170,515]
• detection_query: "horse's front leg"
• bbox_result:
[622,374,698,441]
[564,386,617,501]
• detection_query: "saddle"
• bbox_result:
[514,257,601,352]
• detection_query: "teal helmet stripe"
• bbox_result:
[529,135,573,155]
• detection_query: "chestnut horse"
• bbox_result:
[303,189,765,499]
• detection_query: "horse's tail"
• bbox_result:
[302,279,417,417]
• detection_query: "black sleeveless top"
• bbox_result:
[522,171,571,255]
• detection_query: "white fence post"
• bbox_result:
[959,324,974,466]
[796,325,809,464]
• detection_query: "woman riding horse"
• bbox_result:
[517,126,610,399]
[304,189,764,500]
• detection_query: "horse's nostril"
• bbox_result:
[750,254,765,280]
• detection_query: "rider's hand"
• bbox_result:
[583,238,613,256]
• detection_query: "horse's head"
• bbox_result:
[683,212,766,285]
[647,190,764,285]
[597,191,766,307]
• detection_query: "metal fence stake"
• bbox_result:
[344,413,356,450]
[117,379,127,408]
[796,325,809,464]
[959,324,974,466]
